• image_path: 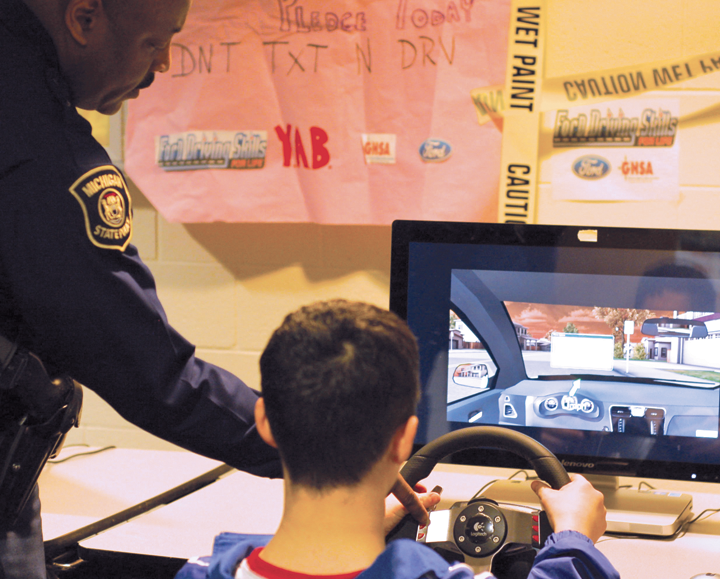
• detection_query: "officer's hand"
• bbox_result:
[531,473,607,543]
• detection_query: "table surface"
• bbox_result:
[38,446,222,542]
[71,460,720,578]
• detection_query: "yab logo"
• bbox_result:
[275,125,330,169]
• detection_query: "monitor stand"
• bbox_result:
[481,474,693,536]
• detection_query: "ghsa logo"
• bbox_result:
[362,133,396,165]
[364,141,391,156]
[419,138,452,162]
[620,159,654,177]
[571,155,611,180]
[619,158,657,182]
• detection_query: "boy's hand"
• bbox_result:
[390,474,431,525]
[530,473,607,543]
[384,476,441,535]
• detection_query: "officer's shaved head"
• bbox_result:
[23,0,190,113]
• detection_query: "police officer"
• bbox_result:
[0,0,273,576]
[0,0,429,576]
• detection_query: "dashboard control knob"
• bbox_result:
[544,397,558,411]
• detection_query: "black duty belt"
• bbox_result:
[0,334,82,531]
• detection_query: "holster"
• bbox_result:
[0,335,82,532]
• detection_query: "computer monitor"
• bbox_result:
[389,220,720,493]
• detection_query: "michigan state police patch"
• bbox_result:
[69,165,133,251]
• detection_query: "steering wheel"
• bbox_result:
[387,426,570,578]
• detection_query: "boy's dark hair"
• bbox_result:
[259,300,420,490]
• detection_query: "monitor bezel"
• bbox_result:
[390,219,720,484]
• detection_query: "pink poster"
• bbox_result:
[124,0,511,224]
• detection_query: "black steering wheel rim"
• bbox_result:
[400,426,570,491]
[387,426,569,550]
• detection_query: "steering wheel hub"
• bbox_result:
[453,500,507,557]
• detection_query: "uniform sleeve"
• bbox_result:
[527,531,620,579]
[0,156,280,476]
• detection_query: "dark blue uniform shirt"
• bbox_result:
[0,0,280,477]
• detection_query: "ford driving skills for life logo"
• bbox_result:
[571,155,611,180]
[156,131,268,171]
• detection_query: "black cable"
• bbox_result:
[471,469,535,500]
[471,479,499,500]
[508,469,535,481]
[671,508,720,540]
[48,445,116,464]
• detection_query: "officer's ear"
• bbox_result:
[65,0,106,47]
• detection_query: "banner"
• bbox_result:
[124,0,512,224]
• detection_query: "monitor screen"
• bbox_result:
[390,220,720,483]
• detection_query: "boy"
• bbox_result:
[176,300,619,579]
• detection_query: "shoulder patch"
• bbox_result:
[69,165,133,251]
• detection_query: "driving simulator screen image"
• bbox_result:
[447,269,720,439]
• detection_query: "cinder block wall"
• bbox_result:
[69,0,720,450]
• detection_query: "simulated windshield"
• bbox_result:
[450,302,720,401]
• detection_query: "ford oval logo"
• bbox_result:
[419,139,452,162]
[572,155,611,180]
